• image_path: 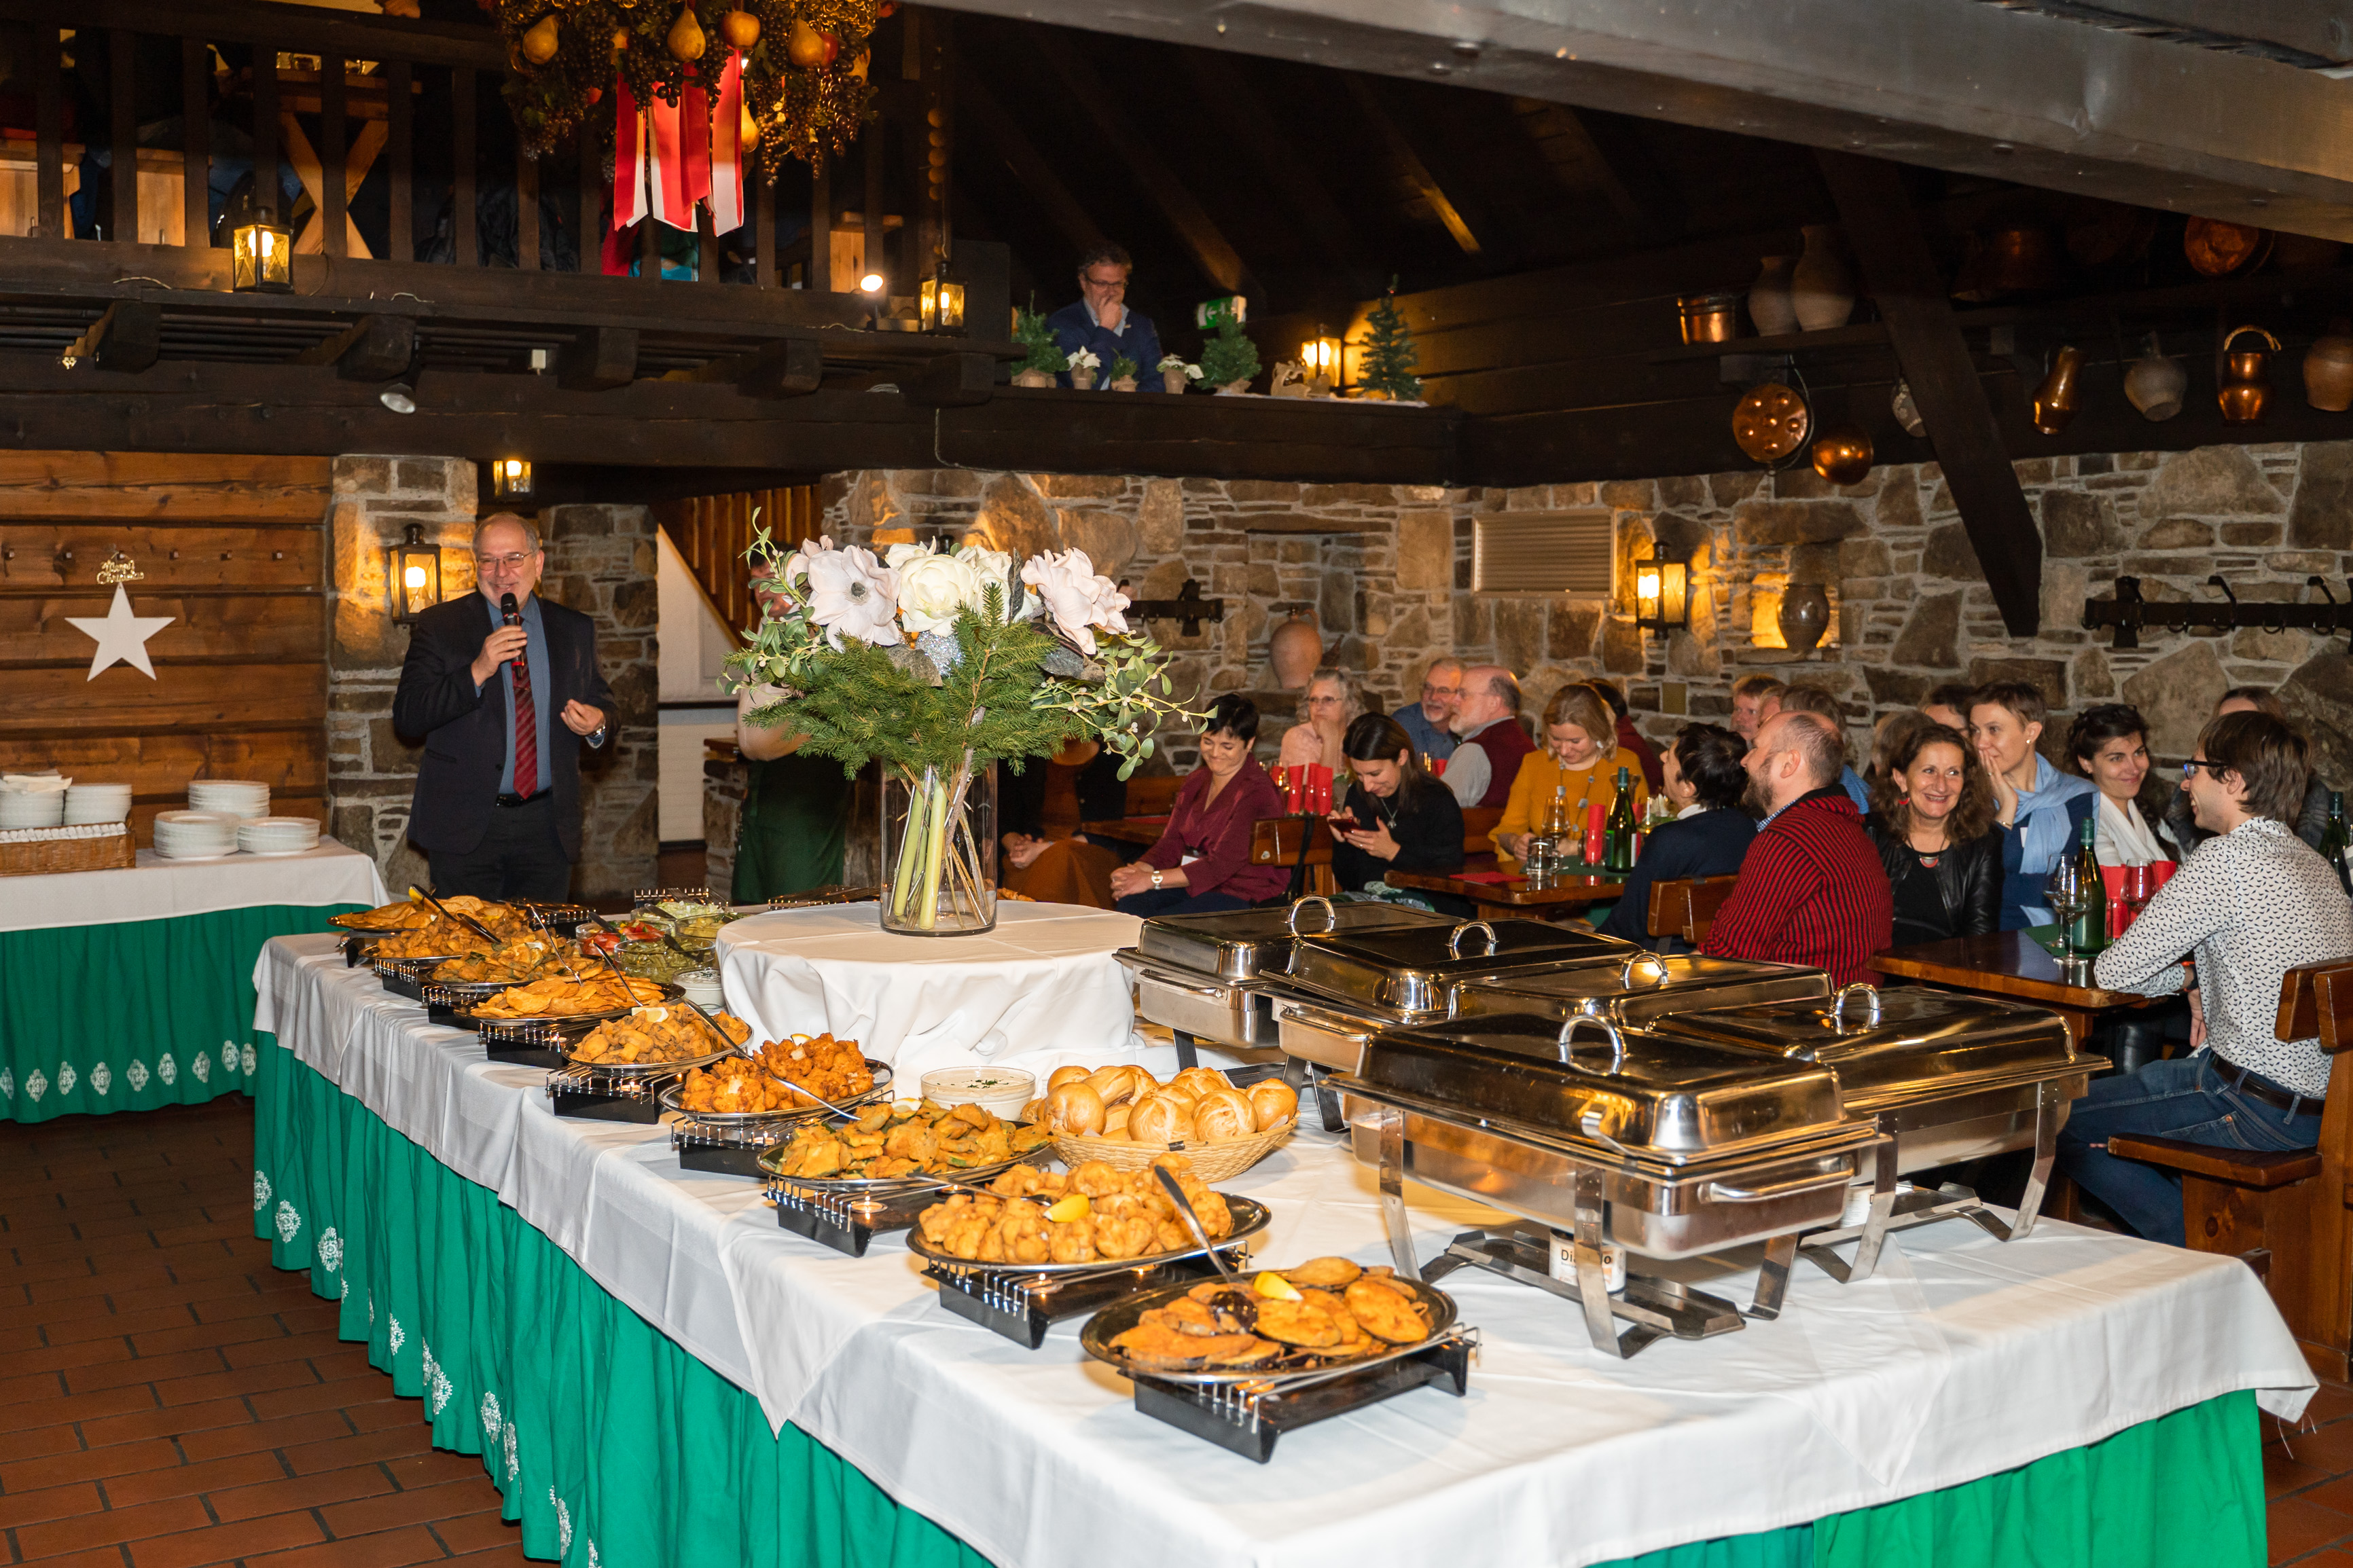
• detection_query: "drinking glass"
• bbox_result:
[2044,864,2091,960]
[2117,863,2155,930]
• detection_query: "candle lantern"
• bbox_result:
[491,458,534,499]
[391,524,441,625]
[1300,329,1342,386]
[1633,548,1689,634]
[232,213,293,293]
[920,267,967,333]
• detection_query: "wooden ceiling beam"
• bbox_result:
[1342,77,1489,259]
[65,300,160,372]
[954,73,1107,269]
[1177,49,1363,281]
[1025,25,1263,301]
[290,314,416,381]
[1817,149,2041,637]
[1525,105,1683,247]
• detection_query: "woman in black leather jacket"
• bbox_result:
[1865,723,2002,943]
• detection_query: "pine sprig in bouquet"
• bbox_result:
[725,527,1202,930]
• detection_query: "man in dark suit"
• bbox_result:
[392,513,615,899]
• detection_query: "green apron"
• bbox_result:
[732,752,855,901]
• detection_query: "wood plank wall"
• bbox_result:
[0,453,333,846]
[653,486,823,644]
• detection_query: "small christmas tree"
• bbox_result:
[1197,316,1261,390]
[1012,294,1068,376]
[1357,277,1421,401]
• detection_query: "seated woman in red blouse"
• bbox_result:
[1109,695,1289,915]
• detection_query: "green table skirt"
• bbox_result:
[1,903,361,1123]
[250,1045,2269,1568]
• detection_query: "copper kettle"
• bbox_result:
[2219,325,2281,424]
[2031,346,2085,435]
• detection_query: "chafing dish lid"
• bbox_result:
[1135,898,1452,981]
[1650,984,2084,1101]
[1458,953,1831,1015]
[1286,917,1636,1009]
[1354,1010,1851,1161]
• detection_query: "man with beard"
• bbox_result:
[1704,711,1892,985]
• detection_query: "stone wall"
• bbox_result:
[324,460,660,899]
[820,443,2353,787]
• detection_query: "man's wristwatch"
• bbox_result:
[1149,867,1164,890]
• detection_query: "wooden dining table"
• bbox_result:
[1384,869,1626,917]
[1873,930,2166,1044]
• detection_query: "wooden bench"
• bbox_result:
[2104,958,2353,1379]
[1645,875,1740,946]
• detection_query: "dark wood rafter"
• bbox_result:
[1525,104,1681,247]
[1817,149,2041,637]
[1179,50,1363,280]
[1343,77,1484,258]
[954,74,1104,268]
[1025,25,1261,299]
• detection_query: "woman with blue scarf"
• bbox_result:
[1969,682,2096,930]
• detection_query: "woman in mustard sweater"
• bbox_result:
[1492,683,1650,869]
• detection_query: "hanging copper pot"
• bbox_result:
[2305,318,2353,413]
[2185,217,2271,278]
[2030,346,2085,435]
[1810,424,1875,486]
[2219,325,2281,424]
[1952,221,2064,302]
[1731,381,1811,464]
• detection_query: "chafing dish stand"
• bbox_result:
[1130,1334,1477,1464]
[925,1256,1241,1349]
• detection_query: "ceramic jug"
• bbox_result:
[1747,257,1799,337]
[2305,318,2353,412]
[2123,335,2186,421]
[1790,226,1856,332]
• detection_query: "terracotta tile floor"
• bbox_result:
[0,1097,527,1567]
[14,1091,2353,1566]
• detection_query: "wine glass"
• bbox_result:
[2116,863,2155,930]
[2044,862,2091,960]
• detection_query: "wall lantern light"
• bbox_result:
[491,458,534,499]
[232,212,293,293]
[1300,328,1342,385]
[1634,548,1689,635]
[920,265,966,333]
[391,523,441,625]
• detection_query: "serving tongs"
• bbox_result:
[408,884,501,948]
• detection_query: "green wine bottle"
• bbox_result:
[2067,816,2108,954]
[1604,767,1640,873]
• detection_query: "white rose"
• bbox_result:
[895,549,982,635]
[955,544,1017,617]
[1020,549,1131,655]
[802,544,901,648]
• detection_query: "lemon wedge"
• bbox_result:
[1045,1193,1090,1223]
[1253,1271,1303,1301]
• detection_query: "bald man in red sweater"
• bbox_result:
[1705,712,1892,986]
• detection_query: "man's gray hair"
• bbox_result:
[1784,711,1846,787]
[1488,668,1522,712]
[474,513,541,553]
[1424,655,1466,680]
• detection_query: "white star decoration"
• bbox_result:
[64,584,174,680]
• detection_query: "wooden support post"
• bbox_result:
[517,150,539,271]
[736,336,823,398]
[697,202,719,285]
[863,122,884,290]
[253,50,279,225]
[320,58,347,260]
[33,25,60,238]
[901,352,994,409]
[109,29,136,244]
[641,204,660,283]
[452,67,477,267]
[576,112,599,276]
[70,301,162,371]
[558,325,639,390]
[1817,149,2041,636]
[810,154,831,293]
[181,39,209,251]
[292,315,416,380]
[387,60,412,263]
[751,170,773,289]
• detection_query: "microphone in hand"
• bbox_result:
[500,591,520,627]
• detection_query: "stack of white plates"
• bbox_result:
[236,816,321,857]
[187,779,270,820]
[0,790,65,829]
[62,783,132,824]
[153,809,242,860]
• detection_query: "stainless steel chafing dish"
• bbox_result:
[1115,898,1451,1054]
[1336,1010,1877,1357]
[1286,914,1638,1025]
[1650,981,2099,1280]
[1455,951,1834,1029]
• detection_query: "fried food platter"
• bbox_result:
[657,1056,895,1123]
[1079,1265,1458,1386]
[757,1101,1056,1196]
[907,1195,1271,1277]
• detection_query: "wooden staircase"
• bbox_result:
[654,485,826,644]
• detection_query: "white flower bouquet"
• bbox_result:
[1066,348,1101,372]
[729,526,1200,933]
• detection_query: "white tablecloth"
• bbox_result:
[253,934,2315,1568]
[716,900,1144,1086]
[0,839,388,932]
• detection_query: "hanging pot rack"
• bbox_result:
[2082,574,2353,649]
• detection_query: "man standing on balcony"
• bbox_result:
[1048,244,1166,390]
[393,514,616,900]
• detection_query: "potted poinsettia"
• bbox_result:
[1108,354,1140,392]
[1157,354,1200,394]
[728,528,1200,936]
[1066,347,1101,390]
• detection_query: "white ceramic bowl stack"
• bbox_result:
[236,816,321,857]
[187,780,271,820]
[152,809,242,860]
[0,790,66,829]
[62,784,132,825]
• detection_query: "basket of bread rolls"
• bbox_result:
[1026,1063,1300,1182]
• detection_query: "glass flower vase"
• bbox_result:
[880,761,997,936]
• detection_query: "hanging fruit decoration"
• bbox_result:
[490,0,881,171]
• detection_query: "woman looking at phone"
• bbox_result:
[1328,714,1466,900]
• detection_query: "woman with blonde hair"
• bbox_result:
[1492,682,1648,868]
[1276,666,1364,778]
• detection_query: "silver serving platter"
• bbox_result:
[905,1195,1272,1277]
[562,1038,738,1078]
[654,1057,895,1123]
[1455,952,1833,1029]
[1079,1271,1458,1386]
[757,1140,1053,1197]
[450,977,683,1026]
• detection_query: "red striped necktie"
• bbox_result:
[511,650,539,799]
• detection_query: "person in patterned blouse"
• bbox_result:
[2057,712,2353,1244]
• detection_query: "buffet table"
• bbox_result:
[717,900,1145,1083]
[250,924,2307,1568]
[1,839,384,1123]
